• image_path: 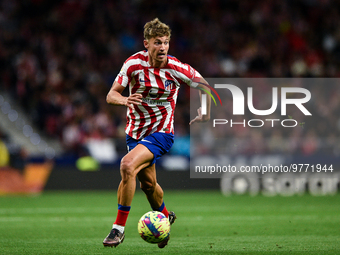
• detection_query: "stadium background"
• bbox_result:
[0,0,339,194]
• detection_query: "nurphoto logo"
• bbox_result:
[200,83,312,128]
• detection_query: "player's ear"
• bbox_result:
[143,39,149,49]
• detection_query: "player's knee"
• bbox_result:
[120,157,135,180]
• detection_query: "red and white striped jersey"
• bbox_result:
[115,50,201,140]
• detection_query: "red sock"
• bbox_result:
[154,201,169,217]
[161,205,169,218]
[114,204,130,226]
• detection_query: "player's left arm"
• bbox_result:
[189,77,211,125]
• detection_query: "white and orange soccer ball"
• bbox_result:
[137,211,170,243]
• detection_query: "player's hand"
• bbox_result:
[189,107,209,125]
[126,93,143,109]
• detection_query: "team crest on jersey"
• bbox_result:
[164,80,175,91]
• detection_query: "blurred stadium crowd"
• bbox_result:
[0,0,340,160]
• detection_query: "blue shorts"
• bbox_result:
[126,132,174,165]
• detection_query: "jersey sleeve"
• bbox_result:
[187,66,202,88]
[114,61,131,88]
[176,63,202,88]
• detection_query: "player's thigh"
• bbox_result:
[121,144,154,176]
[137,164,157,189]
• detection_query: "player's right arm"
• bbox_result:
[106,81,142,109]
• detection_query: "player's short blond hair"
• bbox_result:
[144,18,171,40]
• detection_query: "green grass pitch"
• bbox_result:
[0,190,339,255]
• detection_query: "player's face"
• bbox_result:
[144,36,169,67]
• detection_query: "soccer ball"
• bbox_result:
[137,211,170,243]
